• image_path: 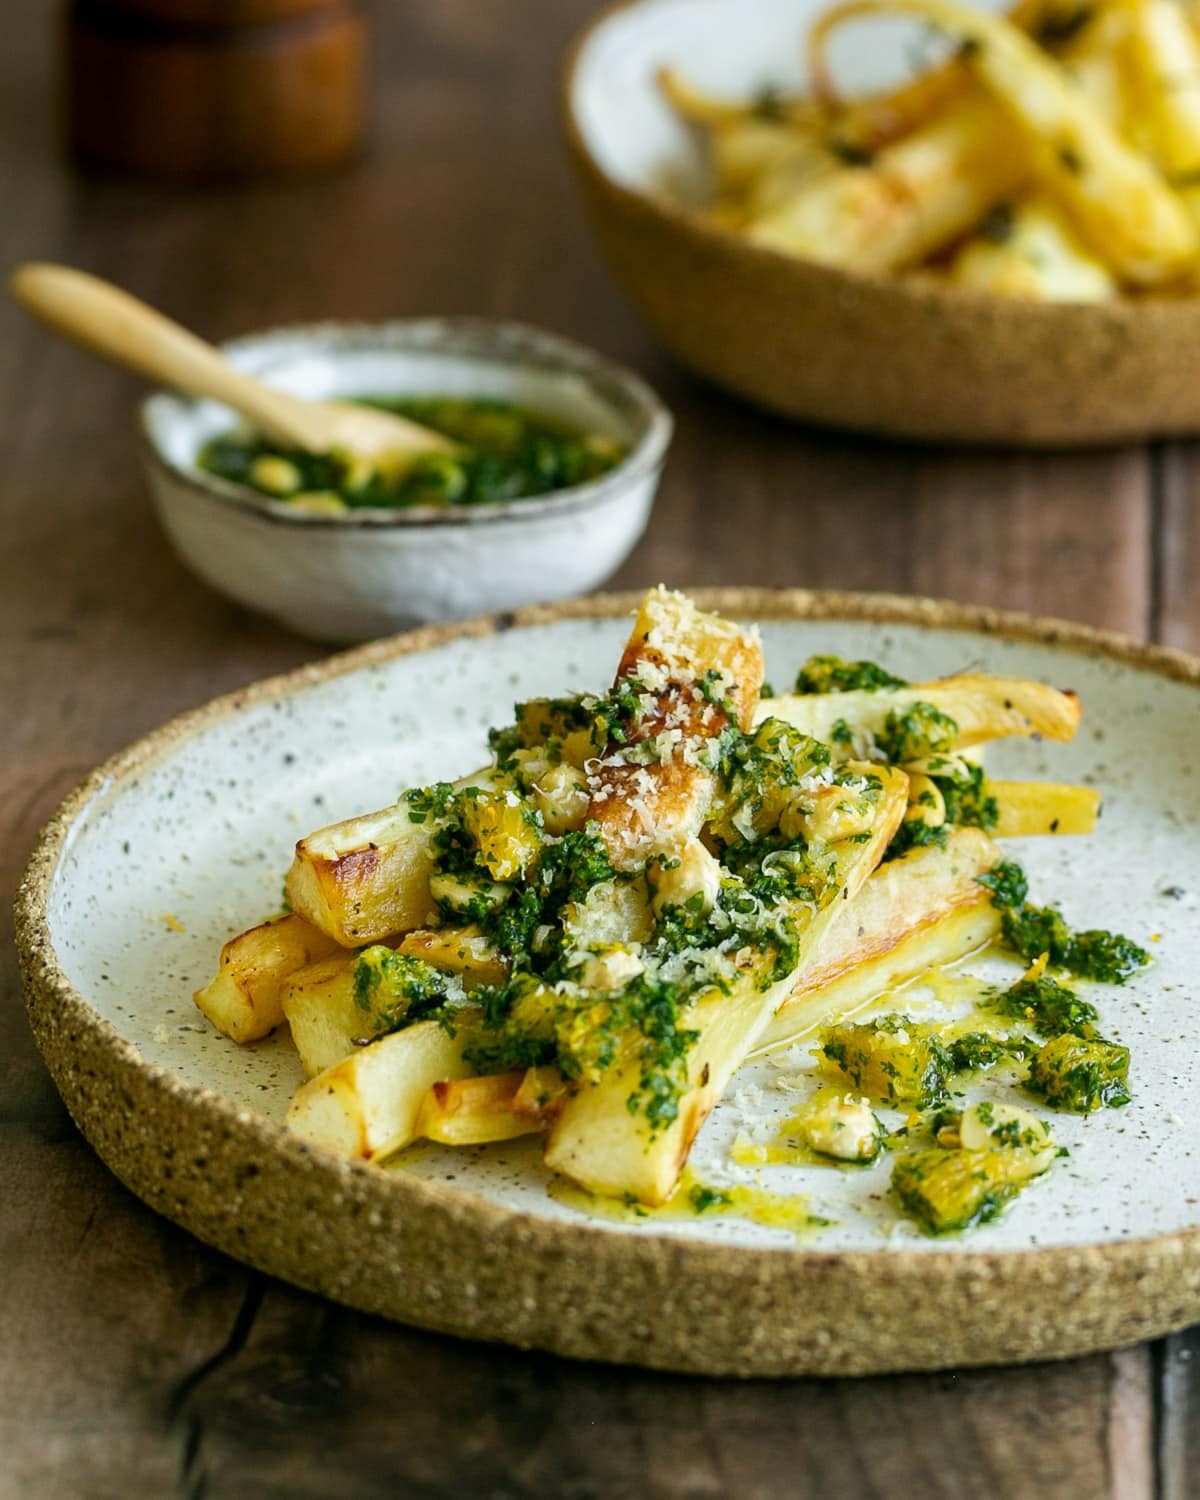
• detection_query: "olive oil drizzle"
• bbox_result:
[548,1167,829,1239]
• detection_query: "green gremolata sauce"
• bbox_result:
[198,396,626,512]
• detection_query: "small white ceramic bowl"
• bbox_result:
[140,319,672,642]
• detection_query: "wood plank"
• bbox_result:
[617,424,1152,639]
[1150,441,1200,1499]
[907,448,1151,634]
[0,761,254,1494]
[174,1280,1123,1500]
[1159,1329,1200,1500]
[0,7,324,1497]
[1157,444,1200,654]
[1106,1347,1156,1499]
[0,1076,254,1497]
[1152,442,1200,1495]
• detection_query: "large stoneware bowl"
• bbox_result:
[563,0,1200,446]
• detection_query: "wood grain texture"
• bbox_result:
[1159,1330,1200,1500]
[1158,445,1200,654]
[0,0,1192,1494]
[180,1280,1134,1500]
[1152,442,1200,1500]
[615,419,1152,636]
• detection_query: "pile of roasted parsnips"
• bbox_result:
[194,586,1100,1210]
[659,0,1200,299]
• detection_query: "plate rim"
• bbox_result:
[15,588,1200,1376]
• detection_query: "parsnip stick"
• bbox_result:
[1060,6,1136,135]
[285,801,440,947]
[281,952,362,1078]
[194,913,343,1044]
[586,586,763,869]
[282,926,505,1079]
[746,95,1029,274]
[809,0,1197,284]
[805,0,1048,147]
[989,779,1100,836]
[758,674,1081,751]
[286,1019,475,1162]
[657,64,815,129]
[757,825,1000,1052]
[714,122,835,208]
[396,925,507,986]
[761,899,1000,1055]
[950,193,1117,301]
[1124,0,1200,247]
[542,765,909,1205]
[414,1072,533,1146]
[284,767,494,947]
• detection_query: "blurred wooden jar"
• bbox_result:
[64,0,368,180]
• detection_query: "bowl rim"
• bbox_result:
[560,0,1200,320]
[14,587,1200,1375]
[138,315,674,531]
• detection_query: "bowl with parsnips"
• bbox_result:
[564,0,1200,446]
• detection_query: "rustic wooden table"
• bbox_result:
[1,2,1197,1496]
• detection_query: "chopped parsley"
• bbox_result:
[1062,929,1151,985]
[352,947,456,1035]
[893,1143,1051,1235]
[819,1015,953,1107]
[979,860,1149,983]
[978,858,1028,909]
[884,818,950,862]
[1027,1034,1131,1112]
[706,718,835,847]
[488,695,596,767]
[465,972,700,1129]
[425,809,712,1129]
[696,667,737,718]
[1035,3,1094,46]
[946,1030,1032,1072]
[402,781,459,826]
[937,762,998,830]
[979,202,1016,244]
[793,654,908,695]
[992,973,1099,1039]
[689,1184,733,1213]
[589,678,645,747]
[476,825,617,972]
[878,701,958,763]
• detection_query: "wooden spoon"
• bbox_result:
[9,263,461,460]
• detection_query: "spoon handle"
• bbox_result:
[9,262,317,447]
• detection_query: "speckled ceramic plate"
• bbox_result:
[15,592,1200,1376]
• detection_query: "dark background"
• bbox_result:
[1,2,1196,1495]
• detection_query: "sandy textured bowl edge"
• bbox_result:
[560,0,1200,447]
[14,588,1200,1377]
